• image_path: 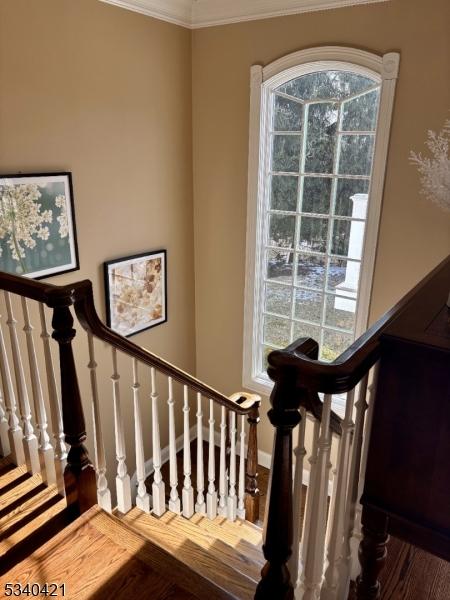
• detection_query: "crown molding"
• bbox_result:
[191,0,390,28]
[99,0,391,28]
[98,0,192,27]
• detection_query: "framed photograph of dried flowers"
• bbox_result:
[0,172,79,279]
[104,250,167,337]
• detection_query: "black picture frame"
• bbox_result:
[0,172,79,279]
[104,249,167,337]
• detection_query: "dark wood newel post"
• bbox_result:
[245,402,260,524]
[49,292,96,518]
[356,507,389,600]
[255,368,301,600]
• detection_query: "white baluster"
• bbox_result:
[38,303,66,495]
[87,332,111,512]
[289,406,307,588]
[321,389,356,600]
[206,399,218,519]
[0,307,23,465]
[337,374,370,599]
[299,417,320,590]
[111,348,132,514]
[133,359,150,513]
[237,415,246,520]
[168,376,180,513]
[21,298,55,485]
[349,366,379,582]
[218,406,227,517]
[4,292,39,473]
[0,388,10,457]
[150,367,165,516]
[227,410,237,521]
[301,395,333,600]
[182,385,194,518]
[195,393,206,515]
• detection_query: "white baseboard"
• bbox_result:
[200,425,272,469]
[130,423,331,498]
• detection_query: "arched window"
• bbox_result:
[243,47,400,396]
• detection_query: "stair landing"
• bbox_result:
[1,505,199,600]
[0,455,262,599]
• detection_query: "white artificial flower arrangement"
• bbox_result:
[409,118,450,212]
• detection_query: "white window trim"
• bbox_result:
[243,46,400,396]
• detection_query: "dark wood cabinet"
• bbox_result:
[356,261,450,598]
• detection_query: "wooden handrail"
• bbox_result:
[280,337,343,436]
[0,271,259,416]
[0,269,262,523]
[267,254,450,394]
[256,254,450,600]
[71,281,259,415]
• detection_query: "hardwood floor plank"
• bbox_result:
[0,508,70,574]
[0,456,14,469]
[94,509,234,600]
[0,484,60,534]
[189,512,263,551]
[1,507,199,600]
[149,510,261,581]
[161,588,200,600]
[0,481,47,520]
[0,493,66,556]
[119,508,257,600]
[378,537,450,599]
[0,463,29,495]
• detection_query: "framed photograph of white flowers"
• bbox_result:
[104,250,167,337]
[0,172,79,279]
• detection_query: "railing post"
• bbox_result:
[50,294,96,517]
[245,402,260,524]
[255,369,301,600]
[356,506,389,600]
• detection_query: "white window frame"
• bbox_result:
[243,47,400,396]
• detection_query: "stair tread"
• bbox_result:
[0,471,44,511]
[0,485,66,556]
[0,456,15,471]
[139,509,262,580]
[119,507,258,600]
[0,478,56,527]
[1,506,201,600]
[189,512,263,553]
[0,461,28,492]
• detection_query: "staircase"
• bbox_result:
[0,456,67,573]
[117,508,263,599]
[0,258,449,600]
[0,453,263,599]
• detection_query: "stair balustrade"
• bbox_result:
[0,271,261,528]
[1,256,447,600]
[257,255,450,600]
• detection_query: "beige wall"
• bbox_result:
[192,0,450,453]
[1,0,449,476]
[0,0,194,490]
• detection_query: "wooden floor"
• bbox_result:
[3,449,450,599]
[1,455,262,600]
[0,457,68,574]
[154,443,450,599]
[117,508,261,600]
[1,506,199,600]
[378,537,450,599]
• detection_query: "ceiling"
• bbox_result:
[98,0,390,28]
